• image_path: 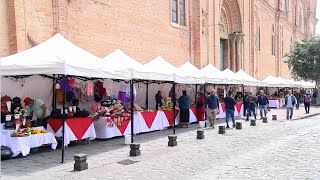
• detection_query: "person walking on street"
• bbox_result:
[245,93,257,121]
[225,91,236,128]
[304,91,311,114]
[257,90,269,119]
[206,89,219,128]
[243,92,249,117]
[294,91,302,110]
[285,90,296,120]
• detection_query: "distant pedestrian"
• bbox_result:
[245,93,257,121]
[155,91,163,110]
[294,91,302,110]
[257,90,269,119]
[224,91,236,128]
[243,92,249,117]
[312,90,318,106]
[285,90,296,120]
[304,91,311,114]
[206,89,219,128]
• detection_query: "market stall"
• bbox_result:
[0,33,114,161]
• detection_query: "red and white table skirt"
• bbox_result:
[216,103,244,119]
[47,117,96,146]
[94,107,198,139]
[269,99,284,108]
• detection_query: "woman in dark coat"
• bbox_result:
[178,90,190,127]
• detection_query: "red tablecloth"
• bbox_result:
[47,117,94,140]
[164,110,179,126]
[141,111,158,129]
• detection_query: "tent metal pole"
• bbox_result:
[195,84,198,104]
[52,74,56,109]
[172,82,176,135]
[145,82,149,109]
[61,74,66,163]
[204,84,207,127]
[130,80,134,143]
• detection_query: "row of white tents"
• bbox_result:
[0,33,315,89]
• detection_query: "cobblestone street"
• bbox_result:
[1,107,320,180]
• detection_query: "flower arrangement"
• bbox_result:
[91,104,105,114]
[14,107,27,117]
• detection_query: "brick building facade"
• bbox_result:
[0,0,318,80]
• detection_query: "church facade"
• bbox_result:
[0,0,318,80]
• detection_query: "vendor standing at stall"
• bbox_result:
[155,91,163,110]
[196,93,205,121]
[178,90,190,128]
[24,97,50,129]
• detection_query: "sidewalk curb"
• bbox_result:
[293,113,320,120]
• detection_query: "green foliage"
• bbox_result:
[287,36,320,82]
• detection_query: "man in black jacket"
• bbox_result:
[257,90,269,119]
[225,91,236,128]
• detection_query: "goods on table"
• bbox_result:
[10,128,48,137]
[159,98,173,111]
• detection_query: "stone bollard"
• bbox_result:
[250,120,256,126]
[74,154,88,171]
[262,117,268,123]
[272,115,277,120]
[168,135,177,147]
[236,122,242,130]
[129,143,141,156]
[197,129,204,139]
[218,126,226,134]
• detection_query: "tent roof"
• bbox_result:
[175,61,205,84]
[102,49,142,80]
[262,75,289,87]
[200,64,228,84]
[0,33,108,78]
[236,69,263,86]
[132,56,177,81]
[221,68,243,84]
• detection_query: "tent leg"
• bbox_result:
[195,84,198,104]
[145,82,149,109]
[61,75,66,163]
[204,84,207,127]
[130,80,134,143]
[172,82,176,135]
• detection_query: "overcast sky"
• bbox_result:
[317,2,320,35]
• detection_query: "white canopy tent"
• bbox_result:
[102,49,142,80]
[175,61,205,84]
[200,64,229,84]
[0,33,109,78]
[277,77,294,88]
[221,68,243,85]
[132,56,177,82]
[262,75,291,87]
[236,69,264,86]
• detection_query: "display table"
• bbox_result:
[269,99,284,108]
[216,103,244,119]
[94,111,170,139]
[1,126,57,157]
[47,117,96,146]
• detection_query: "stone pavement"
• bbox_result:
[1,105,320,180]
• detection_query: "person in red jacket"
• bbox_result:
[196,93,206,121]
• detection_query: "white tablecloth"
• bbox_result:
[1,127,57,157]
[47,122,96,147]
